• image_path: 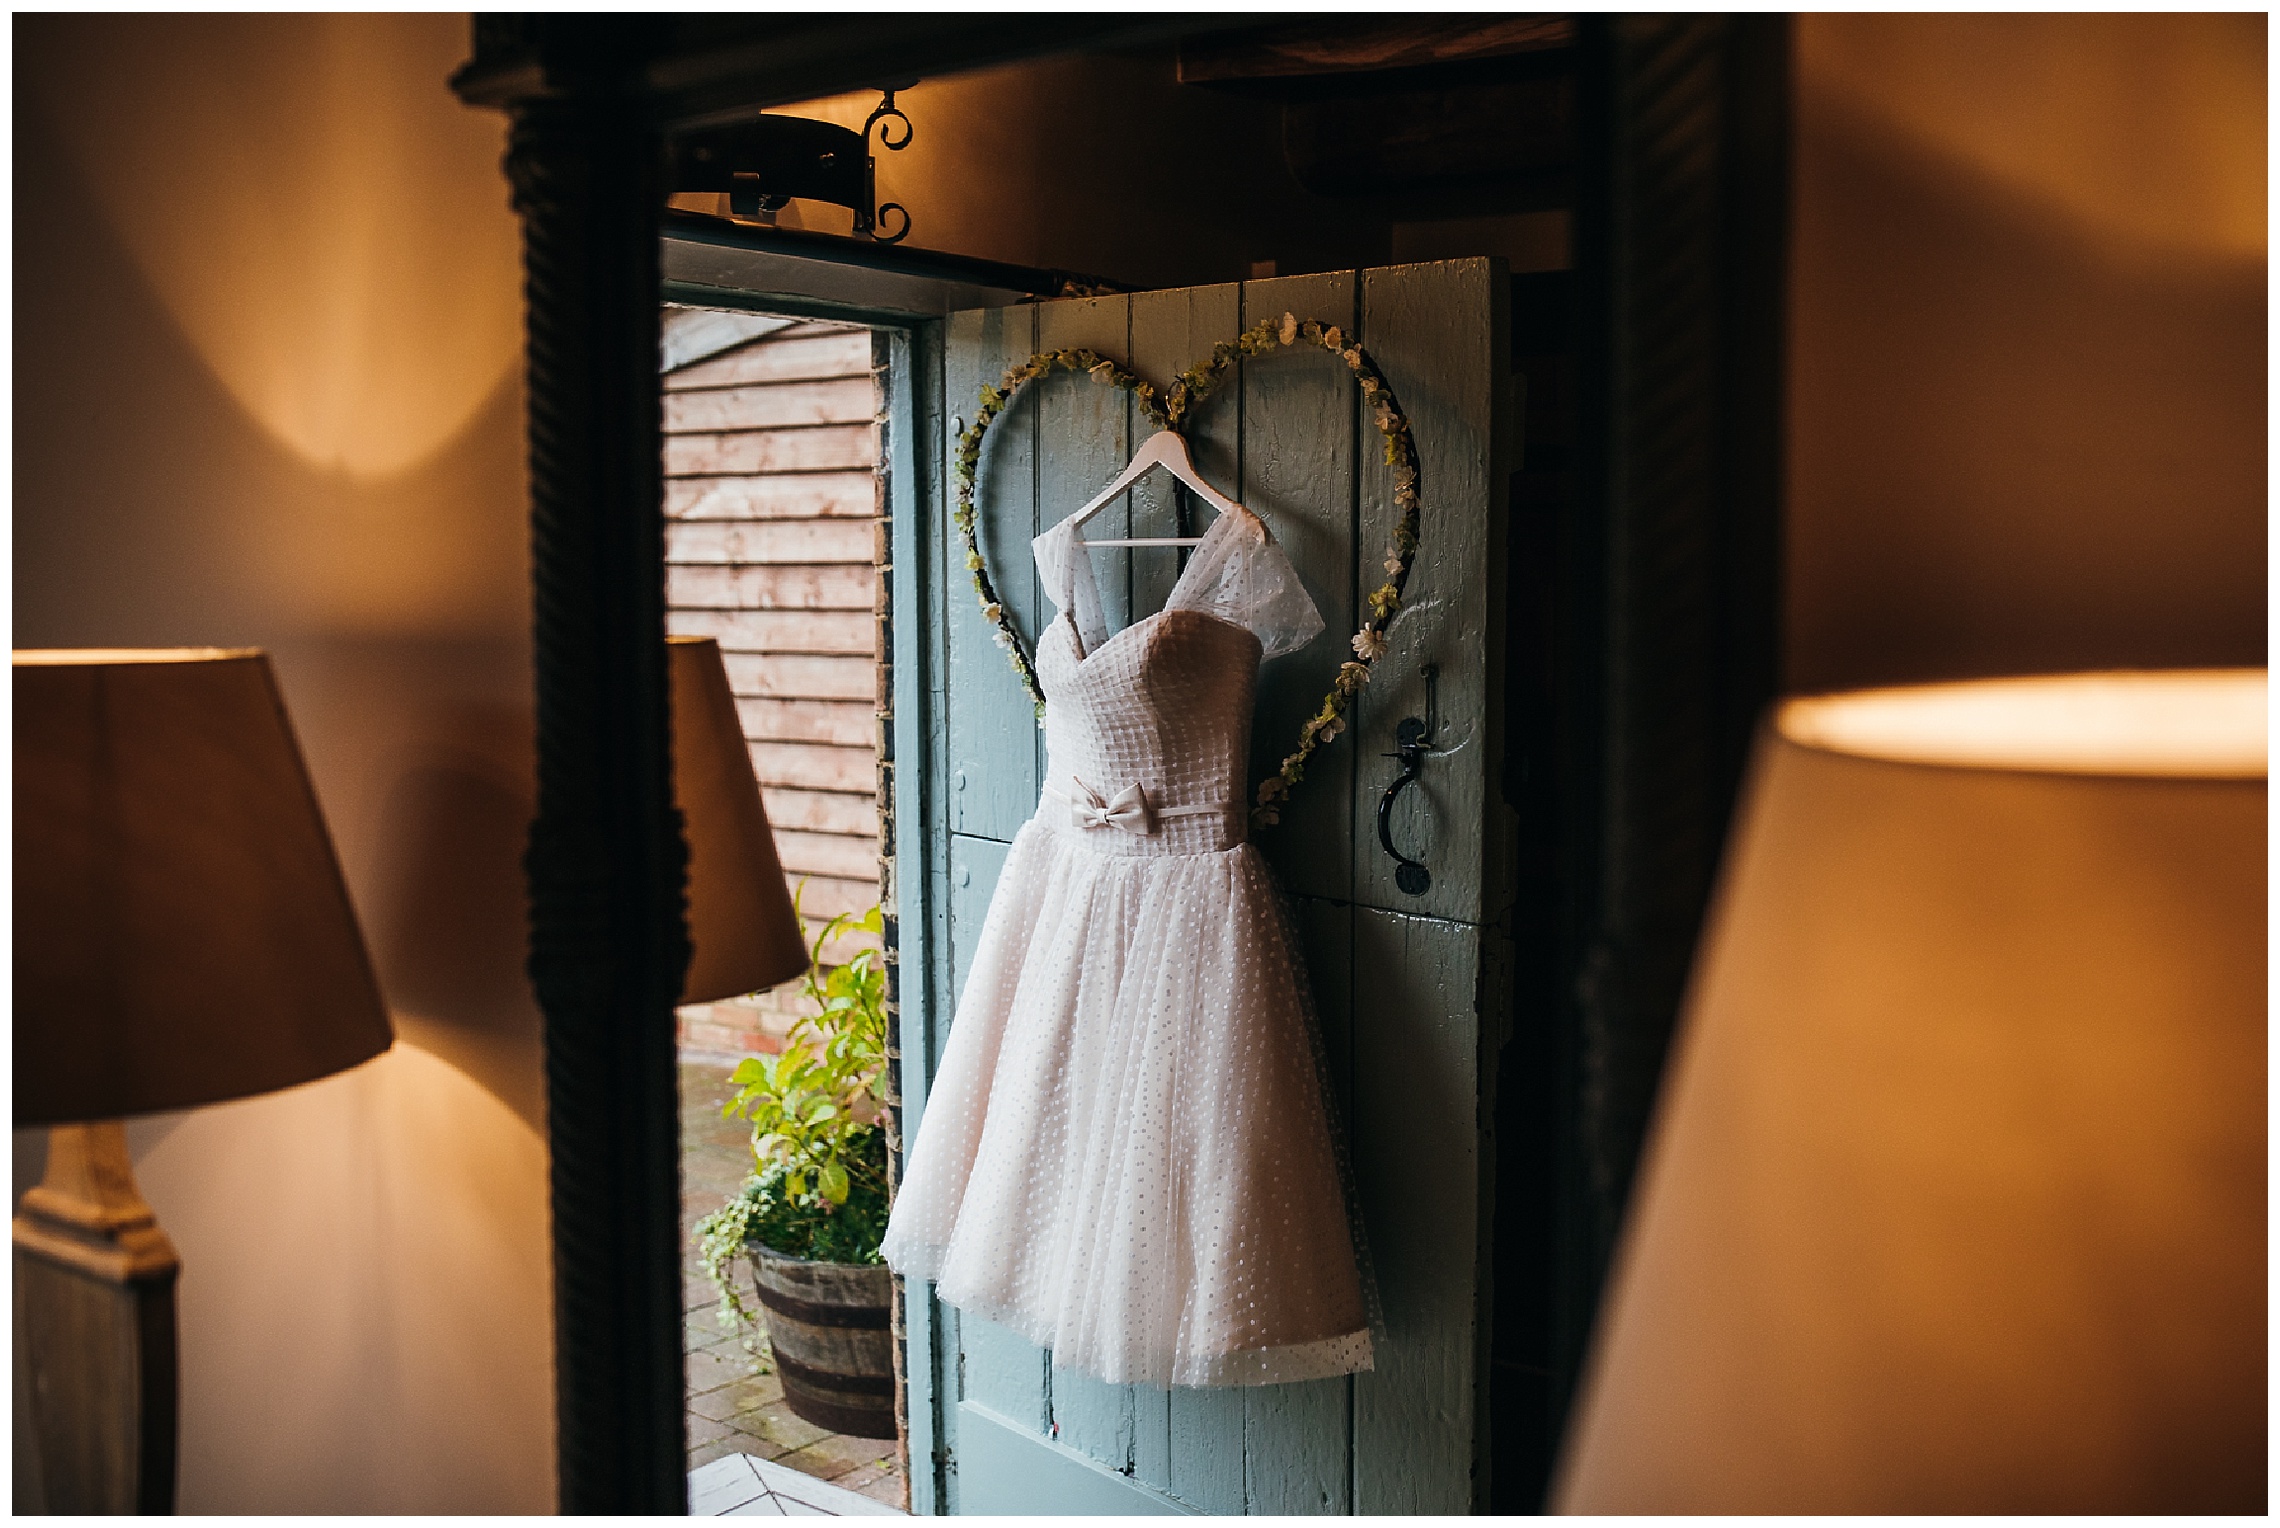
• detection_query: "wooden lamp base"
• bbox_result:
[12,1121,180,1514]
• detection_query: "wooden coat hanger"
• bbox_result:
[1071,429,1241,547]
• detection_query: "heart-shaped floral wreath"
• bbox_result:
[951,312,1422,831]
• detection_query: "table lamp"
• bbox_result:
[668,635,809,1003]
[1554,669,2265,1513]
[13,649,396,1514]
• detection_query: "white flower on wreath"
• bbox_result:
[1351,626,1389,662]
[982,601,1003,623]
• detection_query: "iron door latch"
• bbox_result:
[1376,663,1438,896]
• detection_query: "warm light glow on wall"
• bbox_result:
[1802,14,2266,261]
[25,14,520,482]
[135,1039,552,1511]
[1780,669,2268,777]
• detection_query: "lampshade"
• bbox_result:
[13,649,394,1127]
[1555,670,2266,1514]
[670,635,808,1003]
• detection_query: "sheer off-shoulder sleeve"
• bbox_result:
[1166,509,1326,661]
[1032,518,1109,652]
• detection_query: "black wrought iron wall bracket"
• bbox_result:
[1376,663,1439,896]
[860,87,913,244]
[669,85,914,244]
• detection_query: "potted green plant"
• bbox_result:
[696,902,897,1439]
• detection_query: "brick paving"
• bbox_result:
[682,1057,907,1510]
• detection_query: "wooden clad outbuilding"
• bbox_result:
[662,309,883,1054]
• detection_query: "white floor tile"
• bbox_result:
[752,1456,905,1517]
[691,1453,905,1517]
[689,1453,769,1516]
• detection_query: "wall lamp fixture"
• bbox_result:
[672,86,915,244]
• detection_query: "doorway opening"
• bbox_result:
[663,305,905,1511]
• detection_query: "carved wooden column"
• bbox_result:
[463,20,689,1515]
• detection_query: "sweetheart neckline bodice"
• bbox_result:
[1029,496,1322,668]
[1036,503,1247,661]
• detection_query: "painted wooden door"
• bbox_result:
[896,261,1514,1515]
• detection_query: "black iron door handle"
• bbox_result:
[1377,715,1433,895]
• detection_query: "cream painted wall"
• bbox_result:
[1787,14,2266,691]
[14,15,553,1512]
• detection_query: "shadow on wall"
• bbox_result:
[14,13,553,1514]
[1786,15,2266,693]
[369,711,548,1135]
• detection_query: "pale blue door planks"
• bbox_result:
[959,1403,1193,1515]
[898,261,1514,1515]
[943,305,1042,841]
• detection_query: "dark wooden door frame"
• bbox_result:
[1492,16,1789,1509]
[450,16,1786,1514]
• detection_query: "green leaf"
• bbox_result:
[696,905,897,1257]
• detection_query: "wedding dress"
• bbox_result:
[881,499,1376,1389]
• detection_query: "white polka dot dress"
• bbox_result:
[883,505,1374,1389]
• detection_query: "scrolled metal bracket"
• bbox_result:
[668,81,915,244]
[1376,663,1439,896]
[858,85,914,245]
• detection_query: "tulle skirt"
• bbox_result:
[882,818,1374,1388]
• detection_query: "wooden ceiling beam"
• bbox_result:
[1178,17,1573,90]
[453,15,1262,126]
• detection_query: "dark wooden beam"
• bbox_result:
[457,15,1261,130]
[1169,15,1582,210]
[1281,72,1573,201]
[1179,16,1572,87]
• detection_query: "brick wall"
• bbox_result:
[662,311,883,1058]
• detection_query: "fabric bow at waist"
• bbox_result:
[1043,777,1229,838]
[1067,778,1153,835]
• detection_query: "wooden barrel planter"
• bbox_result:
[748,1245,897,1438]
